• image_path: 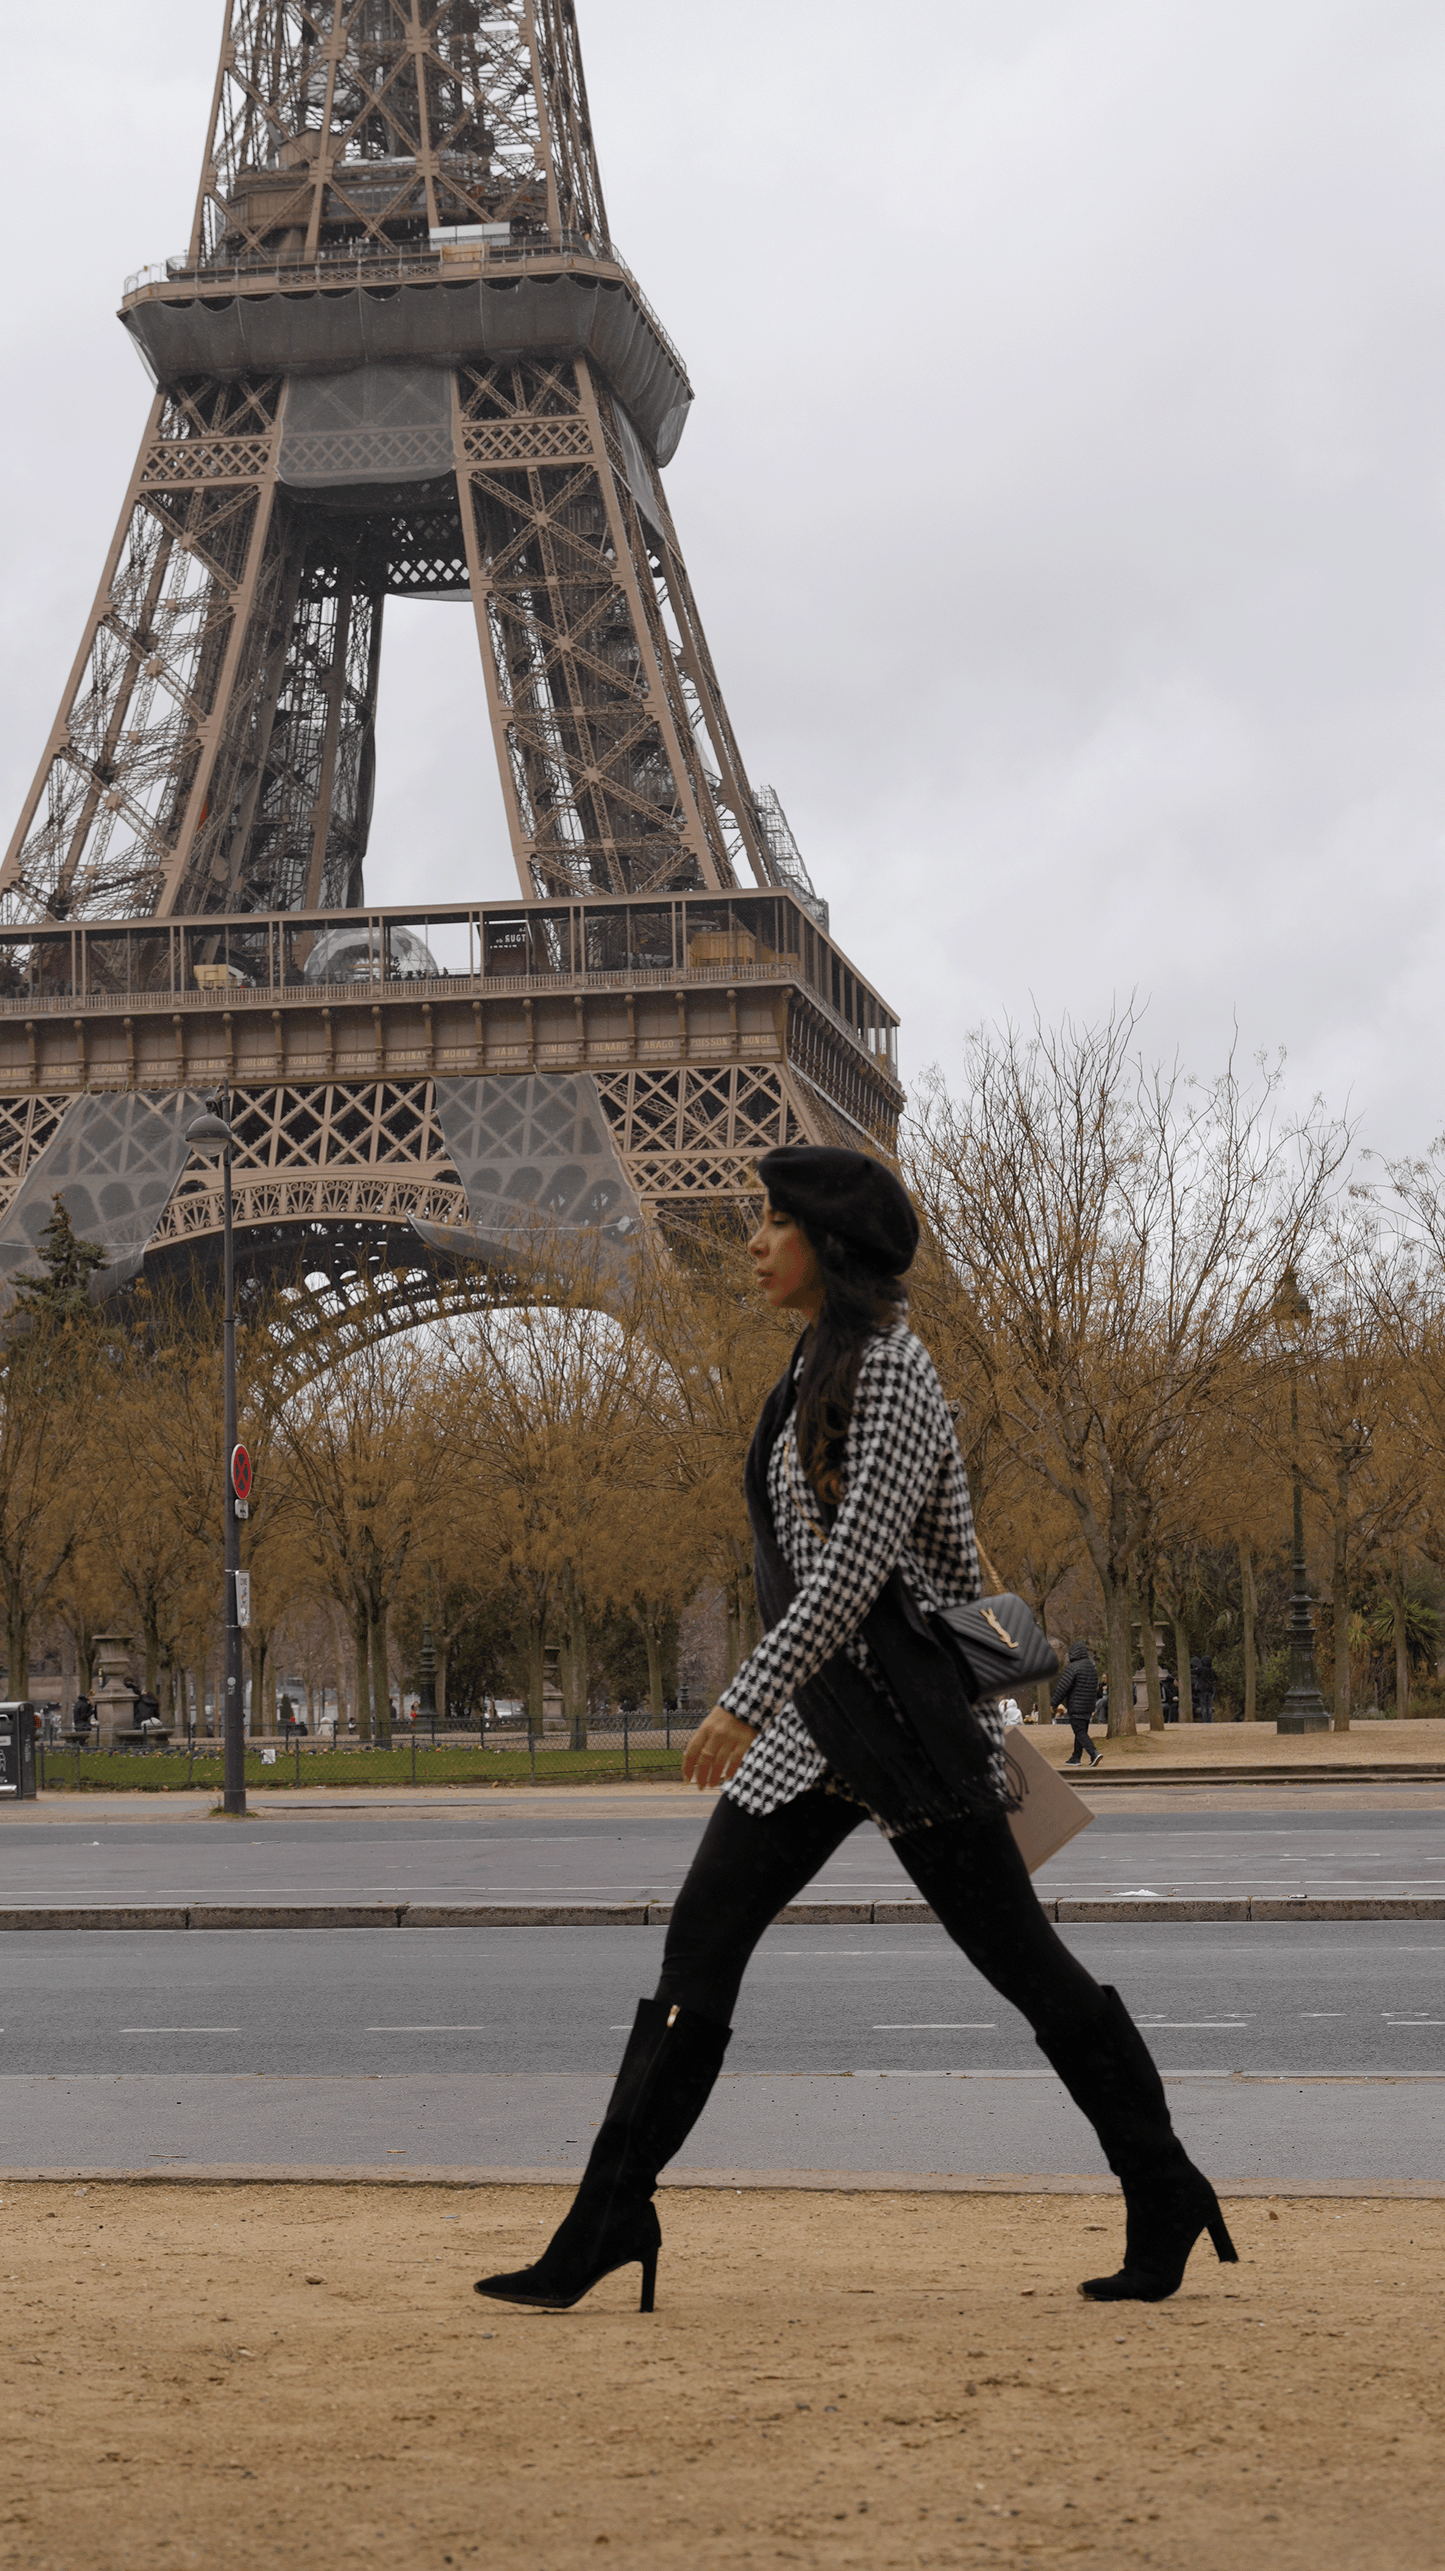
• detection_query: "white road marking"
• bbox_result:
[857,2068,1236,2080]
[365,2025,491,2033]
[119,2027,240,2034]
[851,2067,1445,2081]
[872,2023,997,2030]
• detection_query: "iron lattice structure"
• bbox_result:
[0,0,901,1316]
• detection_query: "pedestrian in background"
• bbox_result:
[1053,1641,1102,1767]
[475,1148,1235,2319]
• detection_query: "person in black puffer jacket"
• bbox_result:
[1053,1642,1102,1766]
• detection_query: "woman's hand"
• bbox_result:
[682,1705,757,1792]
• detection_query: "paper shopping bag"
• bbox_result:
[1004,1728,1095,1874]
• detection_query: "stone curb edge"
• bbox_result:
[1061,1765,1445,1789]
[3,2164,1444,2199]
[2,1895,1445,1931]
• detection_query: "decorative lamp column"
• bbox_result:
[184,1097,247,1813]
[1277,1268,1330,1736]
[419,1616,438,1746]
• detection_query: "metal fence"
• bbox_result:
[38,1710,690,1793]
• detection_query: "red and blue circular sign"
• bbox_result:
[230,1443,252,1502]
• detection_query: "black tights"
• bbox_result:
[656,1787,1104,2054]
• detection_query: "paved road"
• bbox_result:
[3,1923,1442,2181]
[4,1804,1445,1905]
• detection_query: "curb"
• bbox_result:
[2,1895,1445,1931]
[1,2165,1444,2198]
[1064,1765,1445,1789]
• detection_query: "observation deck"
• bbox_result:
[0,889,900,1317]
[0,888,898,1131]
[120,232,693,466]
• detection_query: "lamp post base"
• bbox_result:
[1277,1695,1330,1734]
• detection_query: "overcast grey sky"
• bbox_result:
[3,2,1441,1155]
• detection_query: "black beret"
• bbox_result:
[757,1145,920,1276]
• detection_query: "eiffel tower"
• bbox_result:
[0,0,901,1327]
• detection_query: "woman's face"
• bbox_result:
[748,1195,825,1320]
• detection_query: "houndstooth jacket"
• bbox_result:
[719,1320,999,1832]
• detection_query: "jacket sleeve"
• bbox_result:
[719,1336,951,1731]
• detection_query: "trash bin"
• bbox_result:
[0,1702,40,1800]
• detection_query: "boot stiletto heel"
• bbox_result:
[1206,2200,1240,2264]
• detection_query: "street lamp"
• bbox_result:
[185,1097,246,1815]
[1276,1267,1330,1735]
[419,1612,438,1747]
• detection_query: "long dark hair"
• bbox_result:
[790,1228,906,1507]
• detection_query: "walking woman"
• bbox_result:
[475,1147,1237,2314]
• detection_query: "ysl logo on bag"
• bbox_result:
[980,1607,1019,1649]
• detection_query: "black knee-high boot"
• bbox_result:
[474,1998,731,2313]
[1037,1986,1239,2301]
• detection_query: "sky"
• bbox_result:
[2,1,1443,1161]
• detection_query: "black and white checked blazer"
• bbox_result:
[719,1321,998,1831]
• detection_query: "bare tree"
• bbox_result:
[1255,1221,1423,1730]
[904,1007,1349,1732]
[444,1240,659,1749]
[0,1308,103,1699]
[635,1217,798,1685]
[277,1309,453,1746]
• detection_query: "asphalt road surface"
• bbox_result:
[3,1923,1441,2182]
[4,1804,1445,1906]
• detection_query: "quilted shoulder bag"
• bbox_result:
[931,1592,1059,1699]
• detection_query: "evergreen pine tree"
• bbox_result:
[12,1195,107,1323]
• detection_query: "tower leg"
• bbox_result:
[452,353,759,901]
[1,380,291,925]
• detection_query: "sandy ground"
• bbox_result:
[3,2182,1441,2571]
[1032,1718,1445,1769]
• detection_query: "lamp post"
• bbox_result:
[1276,1267,1330,1736]
[185,1097,246,1815]
[419,1612,438,1747]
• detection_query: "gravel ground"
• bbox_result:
[3,2181,1441,2568]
